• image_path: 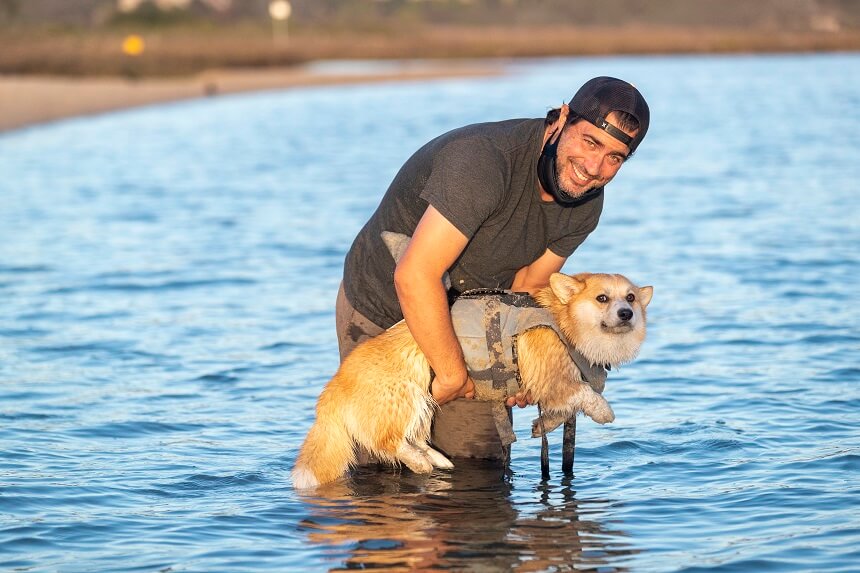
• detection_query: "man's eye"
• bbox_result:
[584,138,596,149]
[626,293,636,302]
[596,294,608,303]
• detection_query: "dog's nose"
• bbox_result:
[618,308,633,321]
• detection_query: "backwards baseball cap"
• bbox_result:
[569,76,650,155]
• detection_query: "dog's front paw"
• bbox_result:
[586,399,615,424]
[531,412,571,437]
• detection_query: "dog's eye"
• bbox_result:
[596,294,608,303]
[626,293,636,303]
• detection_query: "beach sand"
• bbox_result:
[0,62,500,134]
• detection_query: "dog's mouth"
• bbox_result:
[601,321,633,334]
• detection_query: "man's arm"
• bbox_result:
[394,205,476,405]
[511,249,567,294]
[507,248,568,407]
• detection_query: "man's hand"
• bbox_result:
[506,390,533,409]
[431,373,476,405]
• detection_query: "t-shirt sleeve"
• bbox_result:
[548,193,604,258]
[418,137,507,239]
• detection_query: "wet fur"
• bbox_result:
[292,272,652,489]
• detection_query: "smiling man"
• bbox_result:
[336,76,650,460]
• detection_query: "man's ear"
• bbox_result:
[557,103,570,128]
[638,286,653,308]
[545,104,570,143]
[549,272,585,304]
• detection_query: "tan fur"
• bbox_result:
[292,272,652,489]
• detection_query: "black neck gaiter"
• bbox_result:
[537,127,603,207]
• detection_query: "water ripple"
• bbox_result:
[47,277,257,294]
[69,421,208,439]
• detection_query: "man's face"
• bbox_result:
[554,114,637,198]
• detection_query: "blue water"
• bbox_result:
[1,54,859,572]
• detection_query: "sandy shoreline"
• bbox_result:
[0,62,500,134]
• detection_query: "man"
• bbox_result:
[335,76,650,459]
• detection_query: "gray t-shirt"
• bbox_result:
[343,118,603,328]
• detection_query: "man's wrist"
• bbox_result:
[433,371,467,392]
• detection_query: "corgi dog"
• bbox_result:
[292,272,652,489]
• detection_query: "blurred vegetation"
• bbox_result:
[0,0,858,76]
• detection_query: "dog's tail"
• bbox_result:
[291,408,356,490]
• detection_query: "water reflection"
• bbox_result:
[298,460,637,570]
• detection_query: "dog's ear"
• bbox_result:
[549,273,585,304]
[638,286,653,308]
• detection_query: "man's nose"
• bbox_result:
[618,308,633,321]
[583,152,602,176]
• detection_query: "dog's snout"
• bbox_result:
[618,308,633,321]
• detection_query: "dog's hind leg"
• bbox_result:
[396,441,434,474]
[417,443,454,469]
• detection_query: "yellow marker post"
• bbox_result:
[121,35,145,80]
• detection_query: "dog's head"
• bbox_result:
[536,272,653,367]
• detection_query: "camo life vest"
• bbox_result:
[450,289,608,447]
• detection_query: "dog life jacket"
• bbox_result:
[450,289,608,447]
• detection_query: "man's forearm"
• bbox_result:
[394,269,470,404]
[511,249,567,294]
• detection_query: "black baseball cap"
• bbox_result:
[569,76,650,155]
